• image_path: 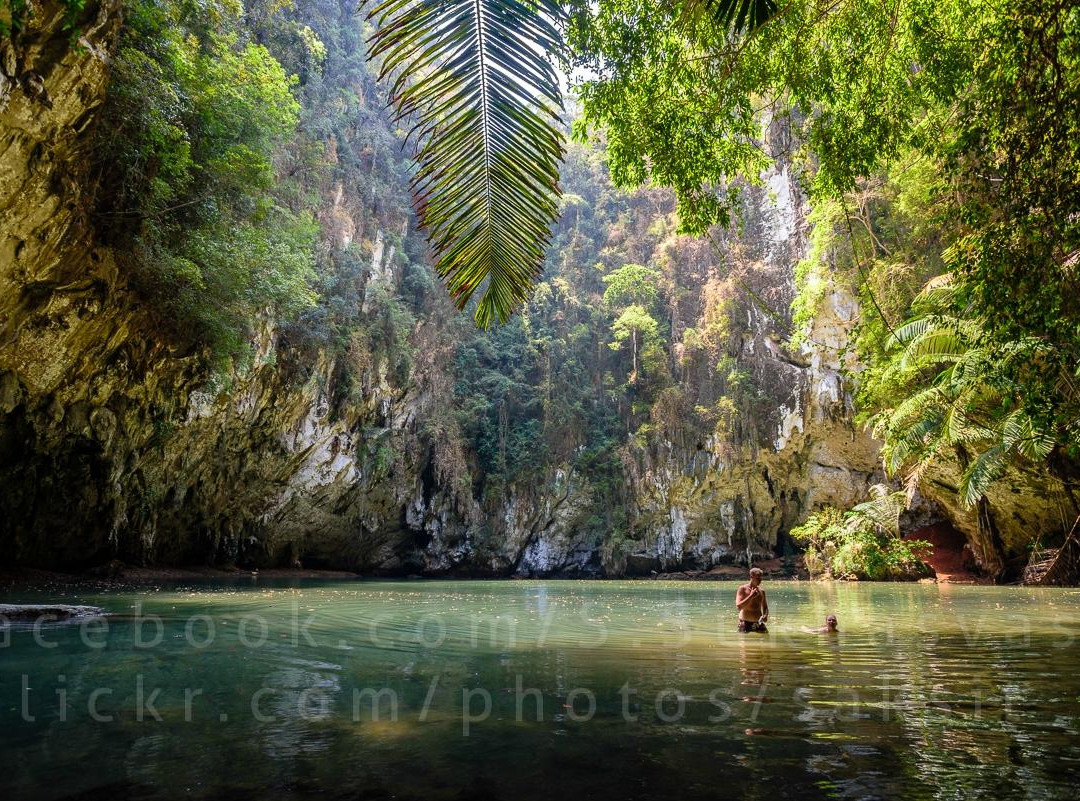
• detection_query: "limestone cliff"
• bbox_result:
[0,1,1064,578]
[607,147,888,574]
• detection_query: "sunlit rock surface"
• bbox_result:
[606,129,887,574]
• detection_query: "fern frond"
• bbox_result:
[888,384,946,429]
[900,327,968,372]
[847,484,907,537]
[891,316,932,346]
[883,410,945,474]
[903,451,939,501]
[941,404,989,446]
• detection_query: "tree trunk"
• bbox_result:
[974,496,1007,581]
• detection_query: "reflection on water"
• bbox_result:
[2,580,1079,800]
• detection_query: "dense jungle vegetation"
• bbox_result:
[74,0,799,564]
[568,0,1080,530]
[4,0,1076,576]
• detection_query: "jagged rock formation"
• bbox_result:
[0,1,1065,578]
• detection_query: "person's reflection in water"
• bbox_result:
[737,635,774,740]
[738,637,772,688]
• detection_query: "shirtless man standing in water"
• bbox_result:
[735,567,769,633]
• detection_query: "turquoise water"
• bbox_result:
[2,579,1080,800]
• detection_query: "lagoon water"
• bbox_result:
[2,579,1079,800]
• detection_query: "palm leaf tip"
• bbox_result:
[690,0,780,32]
[366,0,567,328]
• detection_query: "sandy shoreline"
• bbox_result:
[0,564,361,590]
[0,553,987,589]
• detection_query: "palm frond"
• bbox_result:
[931,363,957,388]
[847,483,907,537]
[699,0,779,31]
[941,403,992,446]
[903,451,939,501]
[1002,408,1055,461]
[891,316,932,346]
[960,443,1008,508]
[901,347,965,373]
[950,345,993,387]
[883,409,945,474]
[887,384,946,429]
[367,0,567,327]
[900,326,968,371]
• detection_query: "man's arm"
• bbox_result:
[760,591,769,620]
[735,586,757,609]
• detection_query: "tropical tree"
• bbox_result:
[602,263,661,308]
[94,0,317,358]
[610,303,660,381]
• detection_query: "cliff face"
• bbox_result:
[606,157,884,573]
[0,1,589,574]
[0,2,1064,577]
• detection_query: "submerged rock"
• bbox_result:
[0,604,105,622]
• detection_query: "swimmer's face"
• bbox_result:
[826,616,838,631]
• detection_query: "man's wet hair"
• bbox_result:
[749,567,763,577]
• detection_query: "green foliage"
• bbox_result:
[453,325,551,481]
[863,276,1073,510]
[939,2,1080,477]
[602,263,661,308]
[598,261,668,388]
[94,0,315,360]
[1,0,85,39]
[786,3,1080,514]
[360,0,775,323]
[611,305,658,341]
[790,487,932,580]
[72,0,1077,564]
[447,127,780,558]
[609,304,661,383]
[569,0,972,232]
[366,0,568,328]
